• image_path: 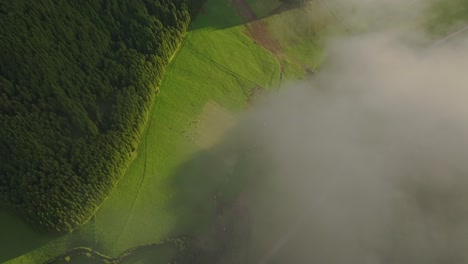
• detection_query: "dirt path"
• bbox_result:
[232,0,282,55]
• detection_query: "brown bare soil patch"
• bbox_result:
[232,0,282,55]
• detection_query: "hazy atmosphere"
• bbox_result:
[2,0,468,263]
[233,43,468,263]
[213,0,468,262]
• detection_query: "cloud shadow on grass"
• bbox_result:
[161,126,259,263]
[188,0,302,32]
[0,210,60,263]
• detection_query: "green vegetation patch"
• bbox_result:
[90,17,280,257]
[190,0,243,30]
[246,0,282,18]
[426,0,468,35]
[0,0,358,262]
[0,0,203,232]
[2,0,281,262]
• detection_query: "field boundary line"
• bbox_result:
[315,0,350,32]
[184,42,261,87]
[430,24,468,47]
[109,34,188,250]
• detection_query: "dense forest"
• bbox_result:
[0,0,203,232]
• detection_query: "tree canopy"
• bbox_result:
[0,0,203,232]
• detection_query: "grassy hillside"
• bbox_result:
[1,0,396,262]
[1,0,283,262]
[0,0,204,232]
[90,24,281,257]
[1,0,346,261]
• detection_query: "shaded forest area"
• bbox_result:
[0,0,203,232]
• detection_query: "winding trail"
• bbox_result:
[110,37,188,251]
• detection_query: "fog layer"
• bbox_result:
[219,1,468,263]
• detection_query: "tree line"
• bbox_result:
[0,0,203,232]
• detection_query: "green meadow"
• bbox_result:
[1,0,285,262]
[89,15,281,258]
[2,0,463,263]
[0,0,348,262]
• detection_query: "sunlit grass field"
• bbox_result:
[91,22,281,257]
[2,0,280,262]
[3,0,463,263]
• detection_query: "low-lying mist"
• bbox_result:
[203,0,468,263]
